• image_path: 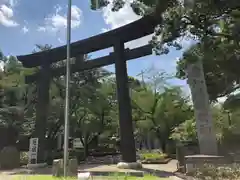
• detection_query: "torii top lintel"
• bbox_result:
[17,14,160,68]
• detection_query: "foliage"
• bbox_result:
[223,93,240,111]
[170,104,240,145]
[170,118,197,143]
[20,151,28,165]
[131,69,193,152]
[0,146,20,169]
[0,48,198,159]
[172,2,240,100]
[190,164,240,180]
[139,152,168,160]
[90,0,240,101]
[69,149,85,163]
[176,40,240,101]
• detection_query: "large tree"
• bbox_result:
[0,53,36,149]
[90,0,240,102]
[131,70,193,152]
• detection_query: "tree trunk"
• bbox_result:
[84,144,89,158]
[156,130,167,153]
[161,140,167,153]
[84,138,89,158]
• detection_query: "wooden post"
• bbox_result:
[114,41,136,162]
[187,60,218,155]
[34,60,50,163]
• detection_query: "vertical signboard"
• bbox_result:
[28,138,38,164]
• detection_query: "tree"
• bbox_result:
[89,0,240,102]
[176,35,240,101]
[91,0,240,100]
[0,53,36,148]
[131,69,193,152]
[171,104,236,144]
[69,73,115,156]
[223,93,240,111]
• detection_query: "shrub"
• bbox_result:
[190,164,240,180]
[69,149,85,163]
[170,118,198,143]
[45,150,63,165]
[20,151,28,165]
[139,151,168,161]
[0,146,20,169]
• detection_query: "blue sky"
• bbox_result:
[0,0,191,95]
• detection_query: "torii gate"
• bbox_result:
[17,14,160,164]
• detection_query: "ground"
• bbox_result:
[1,175,181,180]
[0,160,182,180]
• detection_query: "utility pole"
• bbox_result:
[63,0,72,177]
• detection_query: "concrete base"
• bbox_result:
[52,158,78,177]
[78,172,93,180]
[27,163,47,169]
[185,154,230,173]
[117,162,142,169]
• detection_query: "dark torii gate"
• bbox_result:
[17,14,160,164]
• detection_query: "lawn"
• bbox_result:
[10,175,171,180]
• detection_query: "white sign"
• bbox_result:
[73,138,83,148]
[28,138,38,164]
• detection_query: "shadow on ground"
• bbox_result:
[0,160,179,179]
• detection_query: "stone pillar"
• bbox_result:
[57,134,62,150]
[114,41,136,163]
[34,60,50,163]
[186,60,218,155]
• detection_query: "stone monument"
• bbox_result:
[186,60,218,155]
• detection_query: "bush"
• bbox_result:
[170,118,198,143]
[20,151,28,165]
[69,149,85,163]
[190,164,240,180]
[45,150,63,165]
[139,151,168,161]
[0,146,20,169]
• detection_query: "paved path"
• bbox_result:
[79,160,178,172]
[0,160,184,179]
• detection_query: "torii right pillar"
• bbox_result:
[114,41,137,163]
[186,60,218,155]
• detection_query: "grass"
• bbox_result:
[10,175,170,180]
[139,152,168,161]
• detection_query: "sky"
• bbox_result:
[0,0,192,95]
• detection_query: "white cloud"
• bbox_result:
[21,26,29,34]
[101,0,195,49]
[101,0,152,49]
[0,0,18,7]
[102,0,140,29]
[101,28,109,32]
[0,4,18,27]
[71,5,81,20]
[1,4,12,17]
[37,26,46,32]
[38,5,82,33]
[57,37,64,44]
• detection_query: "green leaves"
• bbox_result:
[131,70,193,151]
[90,0,109,10]
[170,118,197,143]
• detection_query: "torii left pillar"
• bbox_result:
[34,60,50,164]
